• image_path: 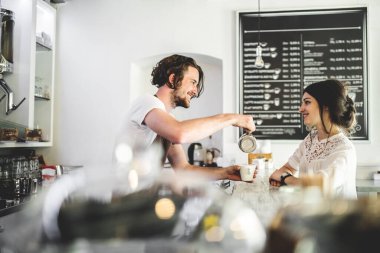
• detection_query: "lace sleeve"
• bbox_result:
[319,154,347,186]
[313,149,356,197]
[288,138,307,171]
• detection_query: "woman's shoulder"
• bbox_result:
[328,132,355,152]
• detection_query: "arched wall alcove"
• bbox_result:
[129,53,224,157]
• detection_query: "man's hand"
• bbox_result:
[233,114,256,133]
[223,165,258,181]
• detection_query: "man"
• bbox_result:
[121,54,255,180]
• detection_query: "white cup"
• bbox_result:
[240,164,256,182]
[252,158,266,177]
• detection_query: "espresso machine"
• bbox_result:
[188,143,204,166]
[0,7,25,115]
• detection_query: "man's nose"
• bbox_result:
[192,86,198,97]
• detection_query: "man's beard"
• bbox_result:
[171,89,190,108]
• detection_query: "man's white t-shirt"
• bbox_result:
[121,94,166,149]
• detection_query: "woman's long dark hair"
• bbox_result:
[304,79,356,134]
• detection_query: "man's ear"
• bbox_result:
[167,74,175,88]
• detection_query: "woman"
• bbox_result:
[269,79,357,199]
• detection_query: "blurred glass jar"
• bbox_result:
[264,197,380,253]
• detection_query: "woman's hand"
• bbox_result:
[269,169,283,187]
[269,164,297,187]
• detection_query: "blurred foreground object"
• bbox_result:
[1,141,266,253]
[264,197,380,253]
[1,167,266,253]
[57,185,186,241]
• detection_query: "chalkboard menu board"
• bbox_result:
[238,8,368,140]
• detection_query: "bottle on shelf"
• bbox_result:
[204,135,219,167]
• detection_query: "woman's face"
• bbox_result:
[299,92,321,128]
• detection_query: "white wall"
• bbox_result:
[44,0,380,174]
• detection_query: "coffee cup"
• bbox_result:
[240,164,256,182]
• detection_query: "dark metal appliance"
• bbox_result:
[0,8,25,115]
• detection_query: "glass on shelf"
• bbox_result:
[36,31,52,50]
[34,77,50,100]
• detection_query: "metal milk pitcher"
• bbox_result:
[238,133,257,153]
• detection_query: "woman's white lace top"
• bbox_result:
[288,131,357,199]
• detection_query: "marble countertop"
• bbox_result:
[230,177,380,228]
[231,177,284,228]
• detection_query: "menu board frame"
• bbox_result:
[237,7,368,141]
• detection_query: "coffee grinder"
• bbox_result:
[0,7,25,115]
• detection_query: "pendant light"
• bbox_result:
[254,0,265,68]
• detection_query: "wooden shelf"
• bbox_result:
[0,140,52,148]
